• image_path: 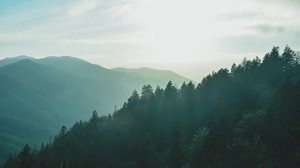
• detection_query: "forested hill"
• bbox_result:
[0,56,190,164]
[3,46,300,168]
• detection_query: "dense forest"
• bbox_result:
[2,46,300,168]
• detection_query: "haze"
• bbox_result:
[1,0,300,81]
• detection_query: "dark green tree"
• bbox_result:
[282,45,295,65]
[168,124,184,168]
[141,84,153,100]
[186,127,210,168]
[136,136,158,168]
[3,155,18,168]
[127,90,140,108]
[18,144,33,168]
[59,126,67,137]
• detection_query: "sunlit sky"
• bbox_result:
[1,0,300,81]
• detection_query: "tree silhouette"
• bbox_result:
[18,144,33,168]
[137,136,158,168]
[169,124,184,168]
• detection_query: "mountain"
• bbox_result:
[112,67,192,87]
[2,46,300,168]
[0,56,191,164]
[0,55,34,67]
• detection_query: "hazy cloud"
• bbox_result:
[249,24,287,34]
[219,11,261,21]
[0,0,141,56]
[259,0,300,6]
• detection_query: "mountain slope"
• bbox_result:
[0,59,88,160]
[0,56,191,164]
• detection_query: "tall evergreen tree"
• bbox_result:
[136,136,158,168]
[18,145,33,168]
[169,124,184,168]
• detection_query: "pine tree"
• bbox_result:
[169,124,184,168]
[141,84,153,100]
[18,144,33,168]
[3,154,18,168]
[137,136,158,168]
[186,127,210,168]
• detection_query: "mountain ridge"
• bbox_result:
[112,67,193,85]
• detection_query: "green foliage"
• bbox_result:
[136,136,158,168]
[18,144,33,168]
[168,124,184,168]
[229,136,273,168]
[186,127,210,168]
[141,84,154,100]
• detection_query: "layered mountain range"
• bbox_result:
[0,56,190,163]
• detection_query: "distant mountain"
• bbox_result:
[0,56,191,164]
[112,67,192,86]
[0,55,34,67]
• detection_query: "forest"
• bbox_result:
[2,46,300,168]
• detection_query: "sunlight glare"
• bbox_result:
[130,0,246,62]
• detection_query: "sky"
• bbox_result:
[0,0,300,81]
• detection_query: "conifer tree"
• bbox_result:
[169,124,184,168]
[137,136,158,168]
[18,144,33,168]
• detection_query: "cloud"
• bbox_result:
[219,11,261,21]
[0,0,143,62]
[249,24,287,34]
[0,0,141,45]
[264,0,300,5]
[67,0,99,16]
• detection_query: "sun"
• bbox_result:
[129,0,245,62]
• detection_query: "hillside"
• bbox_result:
[0,56,191,164]
[2,46,300,168]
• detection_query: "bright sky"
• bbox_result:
[1,0,300,81]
